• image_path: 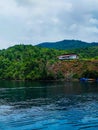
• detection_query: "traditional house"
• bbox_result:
[58,54,78,60]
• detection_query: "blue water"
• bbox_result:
[0,81,98,130]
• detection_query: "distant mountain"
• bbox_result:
[37,40,98,50]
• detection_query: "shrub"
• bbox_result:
[82,70,98,79]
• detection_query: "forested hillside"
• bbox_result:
[69,46,98,59]
[0,44,98,80]
[0,45,64,80]
[37,39,98,50]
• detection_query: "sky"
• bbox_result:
[0,0,98,49]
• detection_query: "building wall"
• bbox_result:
[69,55,77,59]
[59,55,78,60]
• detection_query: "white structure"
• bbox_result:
[58,54,78,60]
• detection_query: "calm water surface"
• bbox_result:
[0,80,98,130]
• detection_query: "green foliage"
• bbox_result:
[82,70,98,79]
[56,71,64,79]
[72,46,98,59]
[0,45,65,80]
[37,39,98,60]
[0,44,98,81]
[73,73,79,78]
[37,40,98,50]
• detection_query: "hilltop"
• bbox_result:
[37,39,98,50]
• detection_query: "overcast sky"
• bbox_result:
[0,0,98,49]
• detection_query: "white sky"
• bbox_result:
[0,0,98,49]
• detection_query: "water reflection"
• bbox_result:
[0,81,98,130]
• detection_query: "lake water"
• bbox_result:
[0,80,98,130]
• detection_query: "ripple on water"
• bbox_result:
[0,83,98,130]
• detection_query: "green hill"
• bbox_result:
[37,39,98,50]
[0,45,64,80]
[0,44,98,81]
[69,46,98,59]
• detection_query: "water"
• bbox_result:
[0,80,98,130]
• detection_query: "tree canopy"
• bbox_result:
[0,44,97,80]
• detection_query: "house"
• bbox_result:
[58,54,78,60]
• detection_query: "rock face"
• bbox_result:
[50,60,98,80]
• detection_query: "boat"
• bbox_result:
[79,78,96,82]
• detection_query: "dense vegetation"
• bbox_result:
[0,45,64,80]
[37,39,98,50]
[0,44,98,81]
[69,46,98,59]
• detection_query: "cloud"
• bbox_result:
[0,0,98,49]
